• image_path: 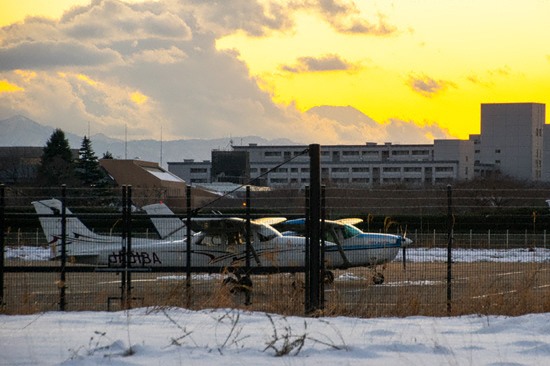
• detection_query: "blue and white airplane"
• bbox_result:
[278,218,413,284]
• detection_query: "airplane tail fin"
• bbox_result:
[32,199,100,259]
[142,202,190,240]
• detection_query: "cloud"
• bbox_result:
[62,0,192,41]
[407,74,456,98]
[281,54,355,73]
[0,0,445,146]
[312,0,397,35]
[304,105,451,144]
[0,41,121,71]
[183,0,293,37]
[181,0,397,37]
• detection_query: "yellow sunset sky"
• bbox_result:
[0,0,549,143]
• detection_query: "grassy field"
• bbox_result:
[2,261,549,317]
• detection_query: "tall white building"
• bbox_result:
[479,103,545,181]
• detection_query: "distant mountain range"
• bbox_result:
[0,115,298,167]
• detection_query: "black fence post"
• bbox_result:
[60,185,67,311]
[306,143,322,315]
[304,185,310,312]
[0,184,5,308]
[186,185,192,307]
[120,185,127,308]
[447,184,453,315]
[244,186,252,305]
[126,185,132,310]
[320,185,326,308]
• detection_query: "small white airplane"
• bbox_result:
[32,199,411,285]
[32,199,305,270]
[143,203,413,284]
[278,218,413,284]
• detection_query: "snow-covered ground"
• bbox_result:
[2,246,549,364]
[1,307,549,365]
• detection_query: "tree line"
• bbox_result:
[37,128,112,188]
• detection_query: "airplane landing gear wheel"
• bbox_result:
[372,272,384,285]
[223,275,253,293]
[324,271,335,284]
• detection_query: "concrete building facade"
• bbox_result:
[167,102,546,188]
[168,159,211,185]
[479,103,545,181]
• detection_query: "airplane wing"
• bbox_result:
[191,217,283,244]
[142,202,190,239]
[253,217,287,226]
[335,218,363,225]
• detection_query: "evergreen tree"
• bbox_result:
[37,129,76,186]
[102,151,114,159]
[75,136,106,185]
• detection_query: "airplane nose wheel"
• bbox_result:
[372,272,384,285]
[324,270,335,284]
[223,275,253,294]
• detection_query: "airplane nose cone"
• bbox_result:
[403,237,413,246]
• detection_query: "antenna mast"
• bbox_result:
[160,125,163,167]
[125,124,127,159]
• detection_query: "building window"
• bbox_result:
[495,149,501,153]
[404,167,421,172]
[332,178,349,183]
[383,167,401,172]
[190,168,208,173]
[342,151,360,156]
[392,150,410,156]
[270,178,288,183]
[352,167,369,172]
[265,151,281,157]
[435,167,454,172]
[412,150,430,155]
[332,167,349,173]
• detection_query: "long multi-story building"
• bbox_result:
[168,102,547,188]
[231,139,474,187]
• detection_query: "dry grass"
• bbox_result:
[2,262,549,317]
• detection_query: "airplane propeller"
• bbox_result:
[401,225,409,271]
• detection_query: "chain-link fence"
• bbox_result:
[1,184,549,316]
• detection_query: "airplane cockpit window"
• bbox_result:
[341,224,362,239]
[196,231,244,247]
[257,225,281,242]
[324,229,339,244]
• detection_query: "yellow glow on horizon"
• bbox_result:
[218,2,550,139]
[0,80,23,93]
[3,1,549,142]
[130,91,148,105]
